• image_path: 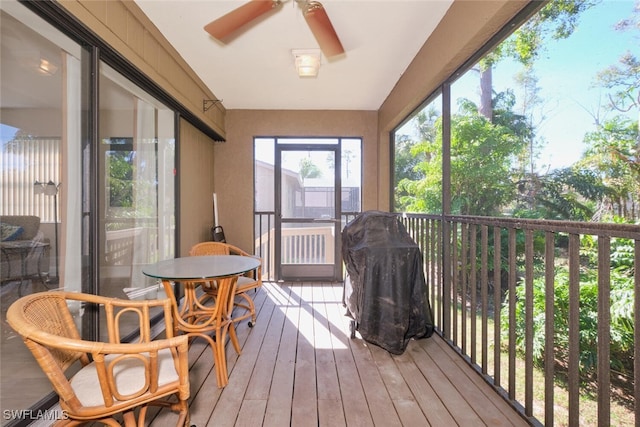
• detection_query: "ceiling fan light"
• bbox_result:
[292,49,321,77]
[37,58,58,76]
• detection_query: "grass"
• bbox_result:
[446,302,635,426]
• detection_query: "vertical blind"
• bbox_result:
[1,137,61,222]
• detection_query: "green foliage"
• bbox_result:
[579,117,640,218]
[108,151,134,208]
[596,52,640,112]
[394,108,442,212]
[298,157,322,182]
[501,233,636,377]
[393,0,639,223]
[481,0,599,69]
[512,167,606,221]
[451,111,522,215]
[397,95,529,215]
[503,0,600,65]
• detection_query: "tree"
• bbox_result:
[585,4,640,219]
[594,1,640,165]
[513,167,607,220]
[580,117,640,219]
[598,53,640,118]
[298,157,322,183]
[477,0,600,119]
[398,95,528,215]
[108,151,134,208]
[394,107,440,211]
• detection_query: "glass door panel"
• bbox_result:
[0,1,83,418]
[98,63,175,338]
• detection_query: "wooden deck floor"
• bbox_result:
[149,281,530,427]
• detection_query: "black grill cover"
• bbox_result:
[342,211,434,354]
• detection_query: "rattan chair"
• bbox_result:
[6,291,191,427]
[189,242,262,327]
[168,273,240,387]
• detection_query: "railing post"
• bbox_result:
[442,219,451,339]
[388,214,639,426]
[635,238,640,426]
[441,82,451,340]
[597,236,611,427]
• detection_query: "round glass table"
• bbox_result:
[142,255,260,387]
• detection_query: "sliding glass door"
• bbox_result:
[0,0,84,419]
[0,2,178,419]
[98,63,176,336]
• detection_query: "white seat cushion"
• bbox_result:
[237,276,259,291]
[70,348,178,407]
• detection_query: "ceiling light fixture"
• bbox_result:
[37,58,58,76]
[292,49,321,78]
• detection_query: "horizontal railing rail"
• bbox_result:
[401,212,640,426]
[254,211,359,281]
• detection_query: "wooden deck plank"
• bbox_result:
[148,281,531,427]
[244,285,285,400]
[181,342,224,427]
[317,398,347,427]
[235,400,267,427]
[323,284,375,427]
[393,398,431,426]
[207,287,273,427]
[367,344,431,426]
[393,345,458,426]
[429,335,530,426]
[318,284,350,426]
[326,283,404,427]
[291,283,319,427]
[313,285,341,401]
[261,284,298,427]
[368,344,415,400]
[406,338,484,425]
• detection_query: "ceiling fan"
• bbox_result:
[203,0,345,58]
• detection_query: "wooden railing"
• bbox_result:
[250,211,640,424]
[102,218,161,282]
[401,213,640,426]
[255,224,334,280]
[281,226,335,264]
[254,212,358,281]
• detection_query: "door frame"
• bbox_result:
[275,143,342,281]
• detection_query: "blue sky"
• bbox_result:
[493,0,638,171]
[409,0,640,172]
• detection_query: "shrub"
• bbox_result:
[501,235,635,377]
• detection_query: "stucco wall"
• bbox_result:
[179,119,217,256]
[216,110,378,252]
[58,0,225,138]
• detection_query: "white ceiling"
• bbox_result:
[134,0,453,111]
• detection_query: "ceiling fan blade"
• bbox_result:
[204,0,277,41]
[303,1,344,58]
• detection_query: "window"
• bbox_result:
[391,1,639,425]
[393,94,443,213]
[393,0,639,222]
